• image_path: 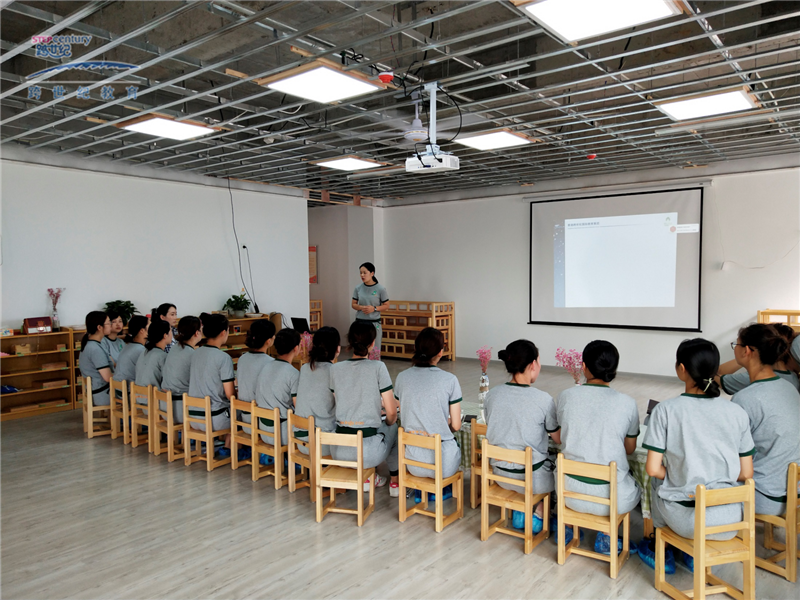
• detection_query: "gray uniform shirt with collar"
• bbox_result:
[330,358,393,429]
[722,368,799,395]
[255,359,299,418]
[188,346,235,411]
[236,352,273,402]
[161,343,195,397]
[135,347,167,389]
[295,361,336,432]
[101,336,125,370]
[80,339,111,404]
[113,342,145,384]
[352,282,388,322]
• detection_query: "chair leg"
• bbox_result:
[470,469,478,509]
[435,484,444,533]
[274,446,283,490]
[787,520,798,583]
[357,475,365,527]
[206,431,213,472]
[456,474,464,520]
[743,554,755,600]
[655,528,665,592]
[610,521,619,579]
[316,482,324,522]
[184,426,191,467]
[694,546,706,600]
[288,450,296,492]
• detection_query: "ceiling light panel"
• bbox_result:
[121,116,214,140]
[656,88,758,121]
[456,131,533,151]
[267,65,380,103]
[523,0,680,43]
[315,157,384,171]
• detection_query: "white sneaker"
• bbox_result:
[364,474,387,491]
[389,482,400,498]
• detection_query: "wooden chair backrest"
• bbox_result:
[398,428,442,478]
[230,397,253,435]
[182,394,213,432]
[316,429,364,474]
[557,454,616,510]
[482,439,532,495]
[287,409,314,455]
[250,404,282,447]
[152,388,171,420]
[130,383,150,410]
[471,419,487,465]
[694,479,755,544]
[109,378,127,404]
[83,376,93,407]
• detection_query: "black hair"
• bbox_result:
[771,323,796,363]
[81,311,108,349]
[156,303,176,318]
[348,320,376,356]
[146,319,171,351]
[359,261,378,284]
[274,328,301,356]
[246,319,276,350]
[107,310,122,323]
[498,339,539,375]
[177,316,202,348]
[202,313,229,339]
[676,338,721,397]
[582,340,619,383]
[412,327,445,367]
[738,323,789,366]
[124,315,149,343]
[310,326,340,370]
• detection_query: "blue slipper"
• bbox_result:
[550,518,583,544]
[594,532,623,555]
[637,538,675,574]
[259,453,274,466]
[215,447,231,459]
[237,448,252,461]
[680,551,694,572]
[510,511,544,533]
[414,484,453,504]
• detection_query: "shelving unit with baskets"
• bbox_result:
[380,301,455,361]
[1,329,75,420]
[309,300,323,331]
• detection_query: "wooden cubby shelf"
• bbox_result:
[380,301,455,361]
[310,300,323,331]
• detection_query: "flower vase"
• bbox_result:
[51,308,61,332]
[478,372,489,423]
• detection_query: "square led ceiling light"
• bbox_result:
[656,88,758,121]
[455,130,534,151]
[266,65,381,103]
[313,156,385,171]
[119,115,215,140]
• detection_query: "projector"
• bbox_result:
[405,152,460,173]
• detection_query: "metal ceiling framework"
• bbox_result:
[1,1,799,203]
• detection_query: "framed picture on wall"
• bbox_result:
[309,245,318,284]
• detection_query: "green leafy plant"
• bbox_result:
[103,300,139,325]
[222,293,250,312]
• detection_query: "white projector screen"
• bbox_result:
[529,188,703,331]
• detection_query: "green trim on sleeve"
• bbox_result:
[221,378,235,383]
[546,425,561,433]
[379,385,393,393]
[449,397,462,405]
[626,431,640,438]
[291,393,297,398]
[643,443,665,453]
[739,447,756,457]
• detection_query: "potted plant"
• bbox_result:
[222,293,250,318]
[103,300,139,325]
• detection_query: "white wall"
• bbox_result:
[381,168,800,376]
[1,160,309,328]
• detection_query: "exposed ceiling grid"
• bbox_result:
[1,1,798,204]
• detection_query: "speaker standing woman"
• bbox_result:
[351,262,389,358]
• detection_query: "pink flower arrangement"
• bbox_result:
[476,345,492,373]
[368,345,381,361]
[299,331,313,363]
[47,288,65,310]
[556,347,583,385]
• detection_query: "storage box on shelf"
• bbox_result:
[309,300,323,331]
[758,309,800,333]
[380,301,455,361]
[1,328,75,420]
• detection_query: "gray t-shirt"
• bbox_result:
[722,368,799,395]
[236,351,273,402]
[792,335,800,365]
[295,361,336,432]
[485,383,559,471]
[101,336,126,370]
[161,343,195,397]
[135,347,167,389]
[395,366,462,443]
[80,339,111,397]
[255,359,299,418]
[113,342,144,383]
[556,384,640,486]
[643,394,755,503]
[330,358,393,429]
[188,346,235,411]
[353,282,389,322]
[731,377,800,499]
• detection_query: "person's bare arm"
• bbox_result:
[223,381,235,400]
[738,456,754,482]
[646,450,667,479]
[624,437,637,455]
[549,428,562,445]
[449,403,462,432]
[381,389,397,425]
[98,367,112,383]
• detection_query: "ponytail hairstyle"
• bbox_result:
[498,339,539,375]
[676,338,721,397]
[310,326,340,370]
[359,261,378,284]
[156,303,176,319]
[771,323,796,364]
[81,311,108,349]
[124,315,149,344]
[412,327,445,367]
[246,319,276,350]
[738,323,789,366]
[274,328,301,356]
[177,316,202,348]
[348,320,376,356]
[145,319,171,351]
[582,340,619,383]
[202,313,229,340]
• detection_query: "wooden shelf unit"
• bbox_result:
[380,301,455,361]
[309,300,323,331]
[224,316,300,370]
[1,328,75,421]
[758,309,800,333]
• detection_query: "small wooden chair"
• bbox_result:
[250,404,288,488]
[129,383,153,452]
[470,418,487,509]
[182,394,231,471]
[230,397,255,474]
[287,409,316,501]
[152,388,184,462]
[480,439,550,554]
[315,429,376,526]
[556,454,630,578]
[755,462,799,582]
[398,427,464,532]
[109,378,130,444]
[82,376,112,438]
[655,479,756,600]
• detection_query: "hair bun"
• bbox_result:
[497,350,508,361]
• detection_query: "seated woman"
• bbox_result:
[485,339,560,533]
[161,316,203,424]
[556,340,641,552]
[237,320,276,442]
[330,321,398,495]
[395,327,462,480]
[294,326,340,457]
[717,323,799,393]
[79,311,112,406]
[112,315,148,391]
[133,320,172,415]
[731,324,800,517]
[154,303,179,353]
[643,339,754,562]
[100,310,126,370]
[254,328,301,445]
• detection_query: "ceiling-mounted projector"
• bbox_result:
[405,81,459,174]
